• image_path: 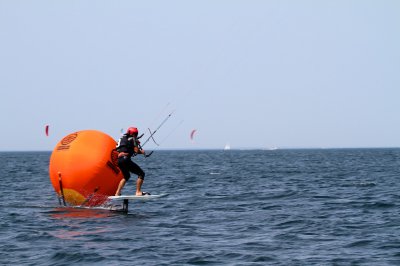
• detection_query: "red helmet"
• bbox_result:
[127,127,138,135]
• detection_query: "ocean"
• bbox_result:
[0,149,399,265]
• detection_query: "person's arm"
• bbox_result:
[134,146,145,155]
[133,138,145,155]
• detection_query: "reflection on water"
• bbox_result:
[48,207,119,240]
[49,207,114,219]
[49,227,113,240]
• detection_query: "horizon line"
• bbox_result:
[1,146,399,152]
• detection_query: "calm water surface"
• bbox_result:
[0,149,400,265]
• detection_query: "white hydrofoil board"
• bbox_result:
[108,194,167,201]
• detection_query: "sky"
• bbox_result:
[0,0,399,151]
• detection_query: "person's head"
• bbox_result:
[126,127,138,136]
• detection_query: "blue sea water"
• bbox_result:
[0,149,400,265]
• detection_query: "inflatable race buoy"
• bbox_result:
[49,130,123,206]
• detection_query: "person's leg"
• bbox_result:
[115,179,126,196]
[116,157,130,196]
[129,161,146,195]
[136,177,144,195]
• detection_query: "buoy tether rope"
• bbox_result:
[58,172,66,206]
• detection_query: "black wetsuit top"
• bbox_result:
[116,134,145,180]
[116,134,139,157]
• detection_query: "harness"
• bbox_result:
[116,134,139,157]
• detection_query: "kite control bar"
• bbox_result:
[147,128,159,146]
[140,111,174,148]
[133,111,174,158]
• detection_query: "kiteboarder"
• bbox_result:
[115,127,149,196]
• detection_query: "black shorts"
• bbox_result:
[117,156,145,181]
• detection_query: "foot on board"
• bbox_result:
[136,192,151,196]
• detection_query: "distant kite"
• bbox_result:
[190,129,197,141]
[45,124,49,136]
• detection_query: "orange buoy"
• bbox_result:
[49,130,123,206]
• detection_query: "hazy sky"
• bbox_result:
[1,1,399,151]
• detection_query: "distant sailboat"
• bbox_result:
[224,143,231,150]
